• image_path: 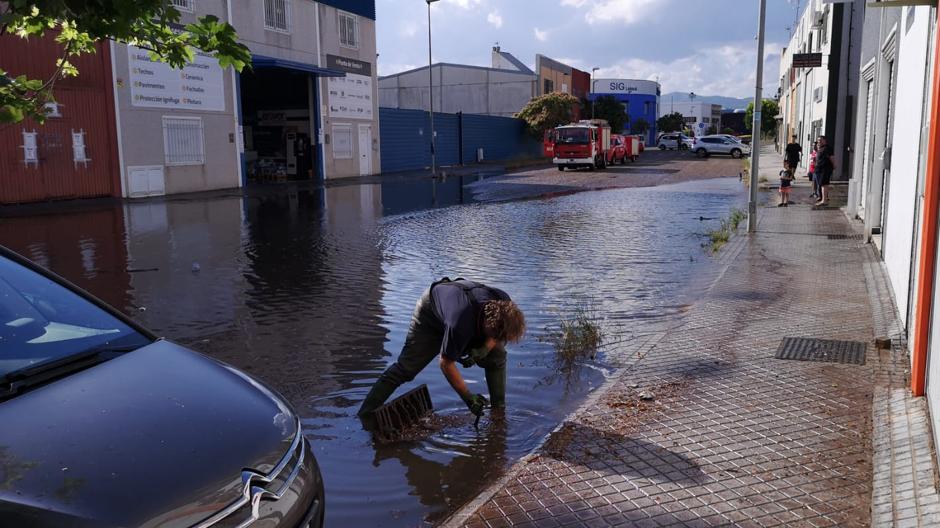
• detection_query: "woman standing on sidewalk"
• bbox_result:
[815,136,835,207]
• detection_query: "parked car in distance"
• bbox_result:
[693,135,751,158]
[715,134,745,144]
[657,133,694,150]
[0,246,324,528]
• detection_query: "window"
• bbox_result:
[72,129,90,166]
[644,102,650,115]
[162,116,205,166]
[332,124,353,159]
[684,116,696,124]
[544,79,554,95]
[339,11,359,48]
[0,254,150,382]
[171,0,194,12]
[21,130,38,166]
[813,86,823,102]
[264,0,290,32]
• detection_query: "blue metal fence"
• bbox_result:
[379,108,541,173]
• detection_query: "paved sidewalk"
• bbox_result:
[445,183,939,527]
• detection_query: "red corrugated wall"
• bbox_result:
[0,34,120,204]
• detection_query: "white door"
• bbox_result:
[127,165,166,198]
[358,125,372,176]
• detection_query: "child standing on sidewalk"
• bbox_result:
[778,162,794,207]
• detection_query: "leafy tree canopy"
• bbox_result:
[515,92,579,137]
[1,0,251,123]
[744,99,780,137]
[582,95,628,133]
[656,112,684,133]
[631,117,650,135]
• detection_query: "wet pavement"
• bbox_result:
[0,169,747,526]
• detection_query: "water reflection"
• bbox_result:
[0,176,747,526]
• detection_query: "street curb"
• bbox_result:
[440,215,752,528]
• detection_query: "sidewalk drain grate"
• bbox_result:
[827,234,864,240]
[775,337,866,365]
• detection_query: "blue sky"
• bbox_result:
[376,0,801,98]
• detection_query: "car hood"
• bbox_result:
[0,340,297,527]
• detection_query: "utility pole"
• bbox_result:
[426,0,440,176]
[748,0,767,233]
[591,67,599,120]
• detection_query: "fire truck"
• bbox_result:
[549,120,612,171]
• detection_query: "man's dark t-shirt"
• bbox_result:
[785,142,802,164]
[430,280,510,361]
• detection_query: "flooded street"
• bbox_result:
[0,175,747,526]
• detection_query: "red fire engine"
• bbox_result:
[548,120,612,171]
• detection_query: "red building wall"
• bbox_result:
[0,35,120,204]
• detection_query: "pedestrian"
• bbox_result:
[815,135,835,206]
[808,143,818,199]
[785,134,802,171]
[778,161,794,207]
[357,278,526,428]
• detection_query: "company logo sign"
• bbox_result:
[592,79,659,96]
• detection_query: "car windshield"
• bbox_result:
[556,128,590,144]
[0,254,151,378]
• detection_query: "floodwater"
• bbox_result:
[0,175,747,527]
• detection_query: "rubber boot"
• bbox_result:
[485,365,507,409]
[357,378,399,430]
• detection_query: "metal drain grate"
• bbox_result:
[775,337,866,365]
[827,234,864,240]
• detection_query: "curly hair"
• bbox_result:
[482,300,526,343]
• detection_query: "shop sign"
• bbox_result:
[326,54,373,120]
[792,53,823,69]
[128,46,225,111]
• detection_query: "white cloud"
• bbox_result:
[443,0,483,9]
[487,10,503,28]
[594,41,783,98]
[534,27,549,42]
[562,0,661,26]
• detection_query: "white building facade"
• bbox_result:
[776,0,865,181]
[658,101,722,137]
[110,0,379,199]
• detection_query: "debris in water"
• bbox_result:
[191,262,201,273]
[638,391,655,401]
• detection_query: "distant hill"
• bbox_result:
[661,92,751,111]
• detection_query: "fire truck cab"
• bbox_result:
[551,120,612,171]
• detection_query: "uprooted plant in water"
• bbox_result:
[537,300,605,391]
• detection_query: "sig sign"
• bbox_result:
[792,53,823,69]
[592,79,660,96]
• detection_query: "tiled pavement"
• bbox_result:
[444,177,940,527]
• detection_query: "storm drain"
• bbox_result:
[775,337,867,365]
[827,234,864,240]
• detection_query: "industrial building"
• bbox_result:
[657,101,723,136]
[378,47,537,117]
[535,55,590,99]
[1,0,380,204]
[776,0,864,181]
[589,78,660,144]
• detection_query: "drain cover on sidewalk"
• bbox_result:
[827,234,864,240]
[775,337,867,365]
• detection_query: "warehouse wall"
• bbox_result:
[379,108,540,173]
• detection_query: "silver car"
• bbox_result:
[657,133,694,151]
[693,135,750,159]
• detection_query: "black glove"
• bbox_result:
[458,356,476,368]
[461,393,489,417]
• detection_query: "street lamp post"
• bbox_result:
[426,0,440,176]
[748,0,767,233]
[591,67,599,120]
